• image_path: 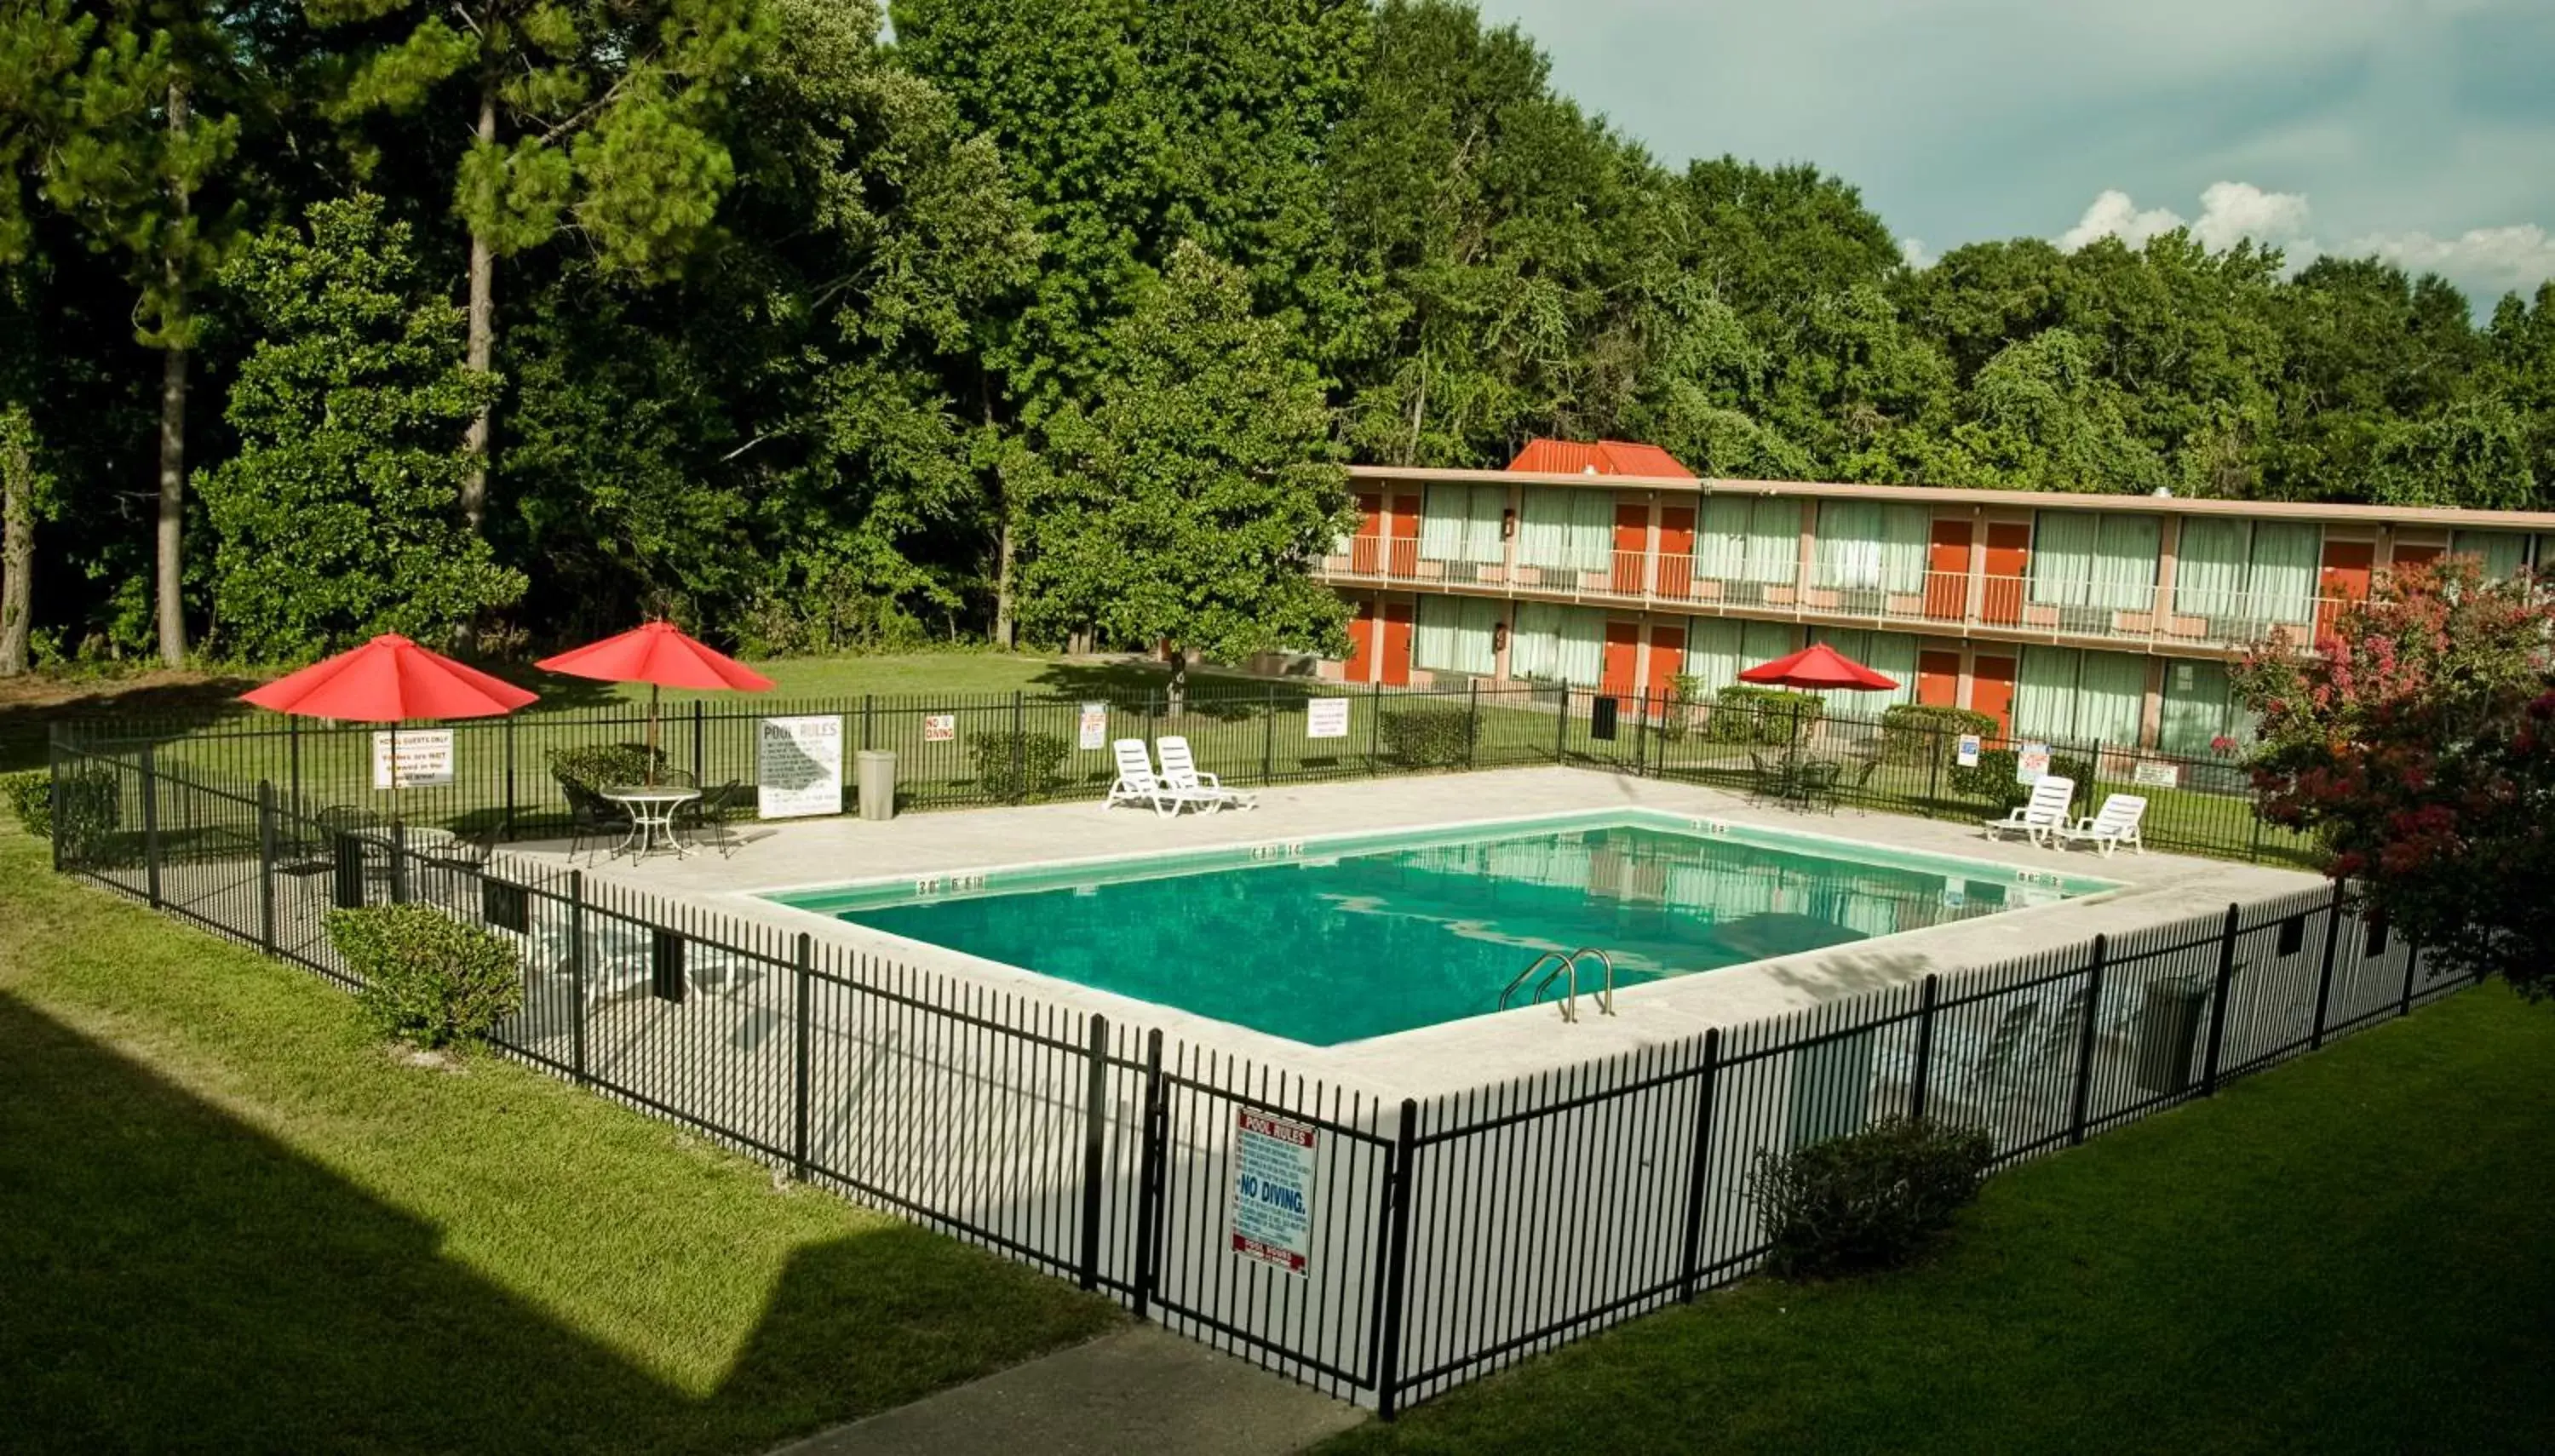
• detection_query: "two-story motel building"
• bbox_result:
[1314,439,2555,755]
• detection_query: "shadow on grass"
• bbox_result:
[0,993,1075,1456]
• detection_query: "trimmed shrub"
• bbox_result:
[1748,1116,1995,1278]
[1878,704,1996,765]
[1652,674,1706,745]
[544,742,663,795]
[3,765,122,853]
[1706,685,1824,745]
[1379,705,1475,767]
[1949,748,2030,812]
[327,903,524,1050]
[971,730,1073,801]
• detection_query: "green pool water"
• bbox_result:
[770,817,2113,1046]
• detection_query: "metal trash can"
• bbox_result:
[2135,975,2210,1094]
[856,749,897,822]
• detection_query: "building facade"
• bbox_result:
[1317,445,2555,756]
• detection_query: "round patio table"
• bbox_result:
[602,784,702,860]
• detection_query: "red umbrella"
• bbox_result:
[536,621,775,777]
[1737,642,1900,692]
[240,633,538,721]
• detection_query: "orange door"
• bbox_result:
[1644,625,1685,715]
[1926,518,1972,620]
[1612,502,1649,595]
[1600,619,1641,699]
[1350,492,1383,575]
[1981,522,2029,625]
[1655,506,1695,600]
[2317,539,2373,643]
[2391,542,2441,570]
[1376,601,1413,686]
[1971,654,2017,737]
[1343,599,1377,681]
[1916,650,1961,708]
[1387,493,1421,579]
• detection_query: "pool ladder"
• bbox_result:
[1500,949,1617,1023]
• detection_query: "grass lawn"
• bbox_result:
[1323,984,2555,1456]
[0,822,1122,1454]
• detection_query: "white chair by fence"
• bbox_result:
[1982,775,2076,847]
[1155,735,1255,812]
[2055,794,2148,857]
[1105,739,1195,817]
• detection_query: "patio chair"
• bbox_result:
[1794,759,1844,814]
[560,779,634,863]
[1745,751,1790,805]
[2053,794,2148,857]
[1981,776,2075,847]
[1156,735,1255,811]
[1105,739,1194,817]
[680,780,751,858]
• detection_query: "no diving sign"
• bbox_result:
[1231,1108,1318,1275]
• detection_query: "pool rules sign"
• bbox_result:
[1230,1109,1318,1275]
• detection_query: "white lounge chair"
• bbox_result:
[1982,775,2076,847]
[1156,735,1255,812]
[1105,739,1194,817]
[2055,793,2147,857]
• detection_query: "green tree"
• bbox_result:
[196,196,521,659]
[1948,329,2167,492]
[1018,242,1349,697]
[2366,396,2538,511]
[316,0,770,537]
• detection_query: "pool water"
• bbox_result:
[773,818,2110,1046]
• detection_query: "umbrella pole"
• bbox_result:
[647,683,661,786]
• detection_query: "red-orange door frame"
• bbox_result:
[1376,601,1414,687]
[2317,539,2374,645]
[1655,506,1696,601]
[1611,502,1649,595]
[1926,518,1972,620]
[1387,493,1421,579]
[1971,653,2018,737]
[1916,650,1961,708]
[1350,492,1383,575]
[1343,598,1378,682]
[1981,522,2029,626]
[1644,625,1686,716]
[1600,619,1642,699]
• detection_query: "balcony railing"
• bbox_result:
[1316,550,2346,654]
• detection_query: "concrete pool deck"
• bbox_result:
[496,766,2322,1100]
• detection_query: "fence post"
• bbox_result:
[502,715,518,842]
[257,781,278,954]
[389,819,411,904]
[569,871,589,1086]
[2201,903,2241,1094]
[1926,725,1943,816]
[1009,691,1026,803]
[2068,935,2107,1144]
[1131,1029,1167,1321]
[791,932,813,1181]
[1909,974,1939,1120]
[140,741,163,908]
[1375,1098,1421,1420]
[1674,1028,1724,1302]
[2310,881,2345,1049]
[1466,679,1480,771]
[1077,1014,1112,1292]
[46,725,64,874]
[1263,683,1278,783]
[2398,937,2420,1016]
[1367,680,1383,774]
[1554,683,1570,764]
[288,715,303,821]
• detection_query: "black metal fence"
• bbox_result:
[43,742,2471,1416]
[55,678,2306,866]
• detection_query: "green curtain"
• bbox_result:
[2075,651,2148,745]
[2015,646,2081,741]
[1463,484,1507,564]
[2091,515,2162,610]
[1518,488,1573,570]
[2030,512,2099,606]
[1881,507,1930,593]
[1697,497,1750,580]
[1745,498,1800,584]
[1570,491,1618,572]
[1685,616,1743,690]
[2173,518,2249,618]
[2248,522,2322,628]
[2158,659,2235,754]
[2452,529,2529,579]
[1815,501,1882,588]
[1411,596,1498,675]
[1412,593,1455,668]
[1554,606,1607,683]
[1418,484,1467,561]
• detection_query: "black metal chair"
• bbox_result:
[681,781,749,858]
[560,780,634,864]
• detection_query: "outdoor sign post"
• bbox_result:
[1305,696,1351,742]
[1077,702,1109,752]
[1955,733,1981,768]
[2132,760,2182,789]
[371,728,455,789]
[922,713,956,743]
[1230,1108,1318,1275]
[757,714,844,818]
[2016,742,2052,784]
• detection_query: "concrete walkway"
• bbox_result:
[770,1325,1367,1456]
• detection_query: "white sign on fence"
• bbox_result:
[922,713,956,743]
[2132,759,2183,789]
[1305,696,1351,741]
[1955,733,1981,768]
[1230,1109,1318,1275]
[757,714,843,819]
[1077,702,1109,751]
[370,729,454,789]
[2016,742,2052,784]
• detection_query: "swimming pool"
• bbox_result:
[766,813,2118,1046]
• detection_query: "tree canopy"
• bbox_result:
[2,0,2552,670]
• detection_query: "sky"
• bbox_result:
[1473,0,2555,308]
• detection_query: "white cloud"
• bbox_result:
[2058,190,2190,251]
[2342,224,2555,300]
[2058,181,2312,253]
[1898,237,1935,270]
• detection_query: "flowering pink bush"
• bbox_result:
[2231,558,2555,997]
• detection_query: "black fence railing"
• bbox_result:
[54,679,2309,867]
[44,742,2469,1416]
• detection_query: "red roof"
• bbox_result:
[1504,439,1696,479]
